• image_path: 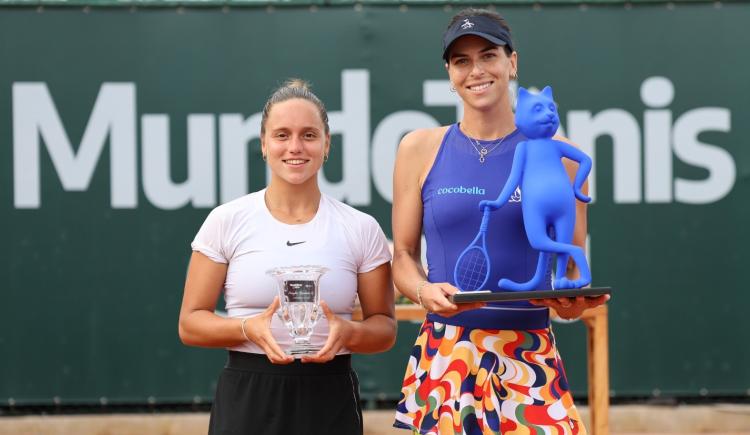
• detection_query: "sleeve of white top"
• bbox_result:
[190,208,229,264]
[358,215,392,273]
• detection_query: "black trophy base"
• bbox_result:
[451,287,612,303]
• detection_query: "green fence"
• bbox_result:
[1,1,748,406]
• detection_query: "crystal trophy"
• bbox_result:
[266,265,329,356]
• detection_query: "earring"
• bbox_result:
[450,86,456,93]
[262,153,267,162]
[511,71,519,81]
[324,154,329,163]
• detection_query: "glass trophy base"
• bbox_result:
[287,343,321,356]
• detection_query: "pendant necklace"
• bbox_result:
[466,134,507,164]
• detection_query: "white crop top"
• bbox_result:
[191,189,392,355]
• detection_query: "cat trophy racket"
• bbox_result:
[453,207,492,291]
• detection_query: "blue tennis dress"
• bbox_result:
[422,123,552,330]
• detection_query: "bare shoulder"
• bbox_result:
[397,126,450,185]
[399,126,450,155]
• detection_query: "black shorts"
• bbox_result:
[208,351,363,435]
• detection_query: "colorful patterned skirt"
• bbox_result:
[394,320,585,435]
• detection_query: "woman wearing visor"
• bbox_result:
[392,8,607,434]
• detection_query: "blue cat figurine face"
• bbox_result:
[515,86,560,139]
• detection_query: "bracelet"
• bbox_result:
[416,280,429,309]
[240,317,251,342]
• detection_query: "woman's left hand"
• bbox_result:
[301,300,352,364]
[529,294,609,319]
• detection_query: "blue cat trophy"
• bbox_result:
[480,86,592,291]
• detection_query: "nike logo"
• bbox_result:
[286,240,306,247]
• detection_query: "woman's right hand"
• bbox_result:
[419,282,485,317]
[242,297,294,365]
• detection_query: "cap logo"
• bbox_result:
[460,19,474,30]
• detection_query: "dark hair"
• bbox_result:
[260,78,330,137]
[446,8,514,56]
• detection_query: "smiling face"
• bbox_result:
[445,35,517,112]
[261,98,330,188]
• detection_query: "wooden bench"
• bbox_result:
[353,304,610,435]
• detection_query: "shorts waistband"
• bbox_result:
[225,351,352,375]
